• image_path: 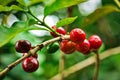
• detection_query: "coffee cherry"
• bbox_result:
[22,57,39,72]
[56,27,66,35]
[70,28,86,44]
[47,42,59,54]
[88,35,102,50]
[50,26,58,37]
[60,40,76,54]
[22,53,38,59]
[76,39,90,55]
[50,26,66,37]
[15,40,31,53]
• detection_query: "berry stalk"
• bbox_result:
[59,52,65,80]
[93,51,100,80]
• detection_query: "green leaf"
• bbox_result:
[80,5,120,28]
[16,0,43,7]
[0,5,25,12]
[0,0,13,6]
[0,21,48,47]
[43,0,56,6]
[0,22,25,47]
[56,16,78,27]
[44,0,87,16]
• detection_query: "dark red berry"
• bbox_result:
[22,53,38,59]
[70,28,86,44]
[76,39,90,55]
[15,40,31,53]
[56,27,66,35]
[88,35,102,50]
[60,40,76,54]
[22,57,39,72]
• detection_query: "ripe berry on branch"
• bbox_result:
[15,40,31,53]
[88,35,102,50]
[56,27,66,35]
[50,25,66,37]
[50,26,58,37]
[22,57,39,72]
[60,40,76,54]
[76,39,90,55]
[70,28,86,44]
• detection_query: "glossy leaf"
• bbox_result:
[80,5,120,28]
[0,5,25,12]
[0,21,48,47]
[16,0,43,7]
[44,0,87,16]
[56,16,78,27]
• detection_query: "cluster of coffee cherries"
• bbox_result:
[50,26,102,55]
[15,26,102,73]
[15,40,39,73]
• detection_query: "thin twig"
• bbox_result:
[0,35,70,77]
[0,53,31,77]
[93,51,100,80]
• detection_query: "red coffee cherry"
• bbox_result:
[70,28,86,44]
[76,39,90,55]
[50,26,66,37]
[22,57,39,73]
[50,25,58,37]
[22,53,38,59]
[88,35,102,50]
[15,40,31,53]
[56,27,66,35]
[60,40,76,54]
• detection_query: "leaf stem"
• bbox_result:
[28,7,42,23]
[93,51,100,80]
[27,7,59,35]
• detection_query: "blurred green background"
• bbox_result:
[0,0,120,80]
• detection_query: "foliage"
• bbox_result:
[0,0,120,80]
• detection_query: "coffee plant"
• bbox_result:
[0,0,120,80]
